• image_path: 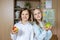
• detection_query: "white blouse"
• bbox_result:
[10,21,33,40]
[33,22,47,40]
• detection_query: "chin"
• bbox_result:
[37,18,41,20]
[24,19,28,21]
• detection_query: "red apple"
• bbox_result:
[12,26,18,32]
[12,27,16,30]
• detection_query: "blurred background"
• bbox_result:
[0,0,60,40]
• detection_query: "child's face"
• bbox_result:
[21,10,29,21]
[33,9,42,20]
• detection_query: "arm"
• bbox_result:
[33,24,47,40]
[38,30,47,40]
[10,33,17,40]
[10,25,18,40]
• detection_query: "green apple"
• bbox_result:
[45,22,52,28]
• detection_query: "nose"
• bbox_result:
[37,14,40,17]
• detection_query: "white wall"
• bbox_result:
[0,0,14,40]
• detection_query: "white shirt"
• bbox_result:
[33,22,47,40]
[10,21,33,40]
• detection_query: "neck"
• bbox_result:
[37,19,41,23]
[21,20,28,25]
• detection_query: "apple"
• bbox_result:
[45,22,52,28]
[12,27,16,30]
[12,26,18,32]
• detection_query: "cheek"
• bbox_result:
[21,15,23,18]
[21,15,29,19]
[34,15,37,19]
[39,14,41,17]
[34,14,42,19]
[26,15,29,19]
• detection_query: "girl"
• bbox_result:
[32,8,52,40]
[10,8,33,40]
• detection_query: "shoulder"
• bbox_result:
[27,22,34,29]
[14,21,21,27]
[32,22,39,29]
[32,22,37,26]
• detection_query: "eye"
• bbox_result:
[34,13,37,15]
[22,14,24,15]
[26,13,29,15]
[38,12,41,14]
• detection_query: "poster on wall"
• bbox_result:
[43,9,55,26]
[45,0,52,8]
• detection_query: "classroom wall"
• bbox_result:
[0,0,14,40]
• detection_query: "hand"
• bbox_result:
[43,26,49,31]
[43,26,52,31]
[11,26,18,34]
[48,25,52,30]
[11,30,17,34]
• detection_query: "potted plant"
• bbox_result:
[25,2,31,9]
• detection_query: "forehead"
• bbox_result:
[34,9,40,13]
[22,10,29,14]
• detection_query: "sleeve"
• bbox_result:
[10,33,17,40]
[33,23,47,40]
[33,25,40,37]
[10,24,18,40]
[37,30,47,40]
[38,22,47,40]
